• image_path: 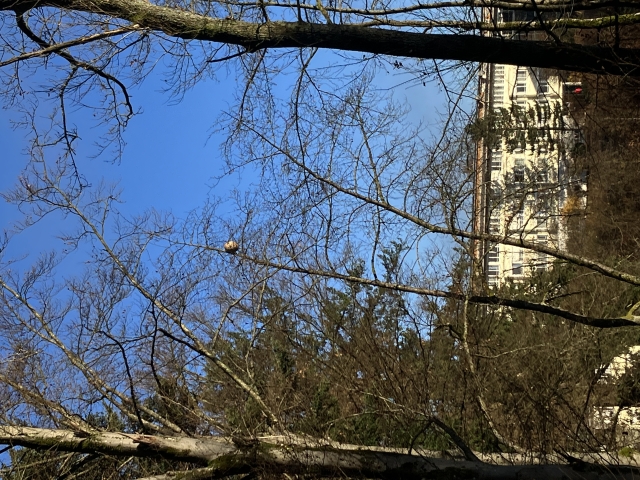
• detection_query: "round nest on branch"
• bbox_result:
[224,240,239,254]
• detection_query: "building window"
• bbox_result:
[514,158,525,183]
[535,217,547,231]
[536,158,549,183]
[516,68,527,95]
[491,151,502,172]
[535,204,548,218]
[534,206,549,230]
[536,169,548,183]
[493,85,504,106]
[537,100,550,123]
[534,190,549,206]
[488,246,499,263]
[534,193,553,219]
[487,265,499,286]
[509,204,525,230]
[501,10,514,22]
[489,216,500,234]
[493,66,505,104]
[538,79,549,94]
[536,252,548,271]
[511,249,524,276]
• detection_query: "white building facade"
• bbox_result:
[477,55,579,287]
[591,346,640,439]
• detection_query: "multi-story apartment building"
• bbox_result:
[475,10,638,444]
[474,12,581,287]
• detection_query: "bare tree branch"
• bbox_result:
[3,0,640,75]
[0,26,140,68]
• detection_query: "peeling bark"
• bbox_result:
[2,426,640,479]
[0,426,236,463]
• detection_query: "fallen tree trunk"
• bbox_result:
[2,426,640,479]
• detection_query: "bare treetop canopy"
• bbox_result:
[3,0,640,478]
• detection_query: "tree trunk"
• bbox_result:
[3,0,640,76]
[2,426,640,479]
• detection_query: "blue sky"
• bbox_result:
[0,56,445,269]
